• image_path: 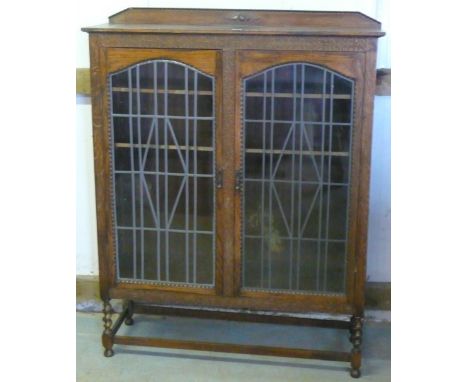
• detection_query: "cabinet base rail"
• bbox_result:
[102,300,363,378]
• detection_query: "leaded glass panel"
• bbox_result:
[110,60,216,287]
[241,63,354,294]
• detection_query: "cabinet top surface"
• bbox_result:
[82,7,385,37]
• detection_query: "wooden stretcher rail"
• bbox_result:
[113,335,351,362]
[134,304,351,329]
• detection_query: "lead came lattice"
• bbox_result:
[241,63,354,294]
[110,60,216,287]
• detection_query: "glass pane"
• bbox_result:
[110,60,216,287]
[243,238,264,288]
[242,63,354,294]
[195,233,214,284]
[324,241,347,293]
[117,229,134,278]
[112,91,129,114]
[114,174,134,227]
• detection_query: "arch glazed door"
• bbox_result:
[234,51,365,312]
[106,49,223,295]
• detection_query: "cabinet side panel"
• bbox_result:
[354,45,378,316]
[89,34,115,299]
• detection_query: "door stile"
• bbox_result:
[214,51,225,295]
[233,50,244,296]
[220,49,237,297]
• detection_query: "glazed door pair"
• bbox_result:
[108,48,361,305]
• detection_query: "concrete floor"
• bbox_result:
[77,312,390,381]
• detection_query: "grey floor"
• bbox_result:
[77,311,390,381]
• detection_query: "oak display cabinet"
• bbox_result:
[83,8,384,378]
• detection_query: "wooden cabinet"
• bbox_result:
[83,8,384,378]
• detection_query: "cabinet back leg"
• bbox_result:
[102,299,114,357]
[349,316,363,378]
[124,300,135,325]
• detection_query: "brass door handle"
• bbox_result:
[231,14,249,22]
[216,169,224,189]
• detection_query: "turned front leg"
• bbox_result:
[102,299,114,357]
[349,316,363,378]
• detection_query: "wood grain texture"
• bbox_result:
[81,8,384,38]
[237,50,364,80]
[220,50,236,297]
[76,67,391,97]
[133,304,351,328]
[214,51,225,296]
[97,34,375,52]
[85,32,380,312]
[345,57,366,310]
[106,48,218,75]
[83,13,384,375]
[108,8,381,30]
[232,50,242,296]
[353,45,378,317]
[82,23,384,37]
[83,9,384,373]
[89,34,115,300]
[113,281,215,295]
[109,286,353,314]
[113,335,352,361]
[76,276,391,310]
